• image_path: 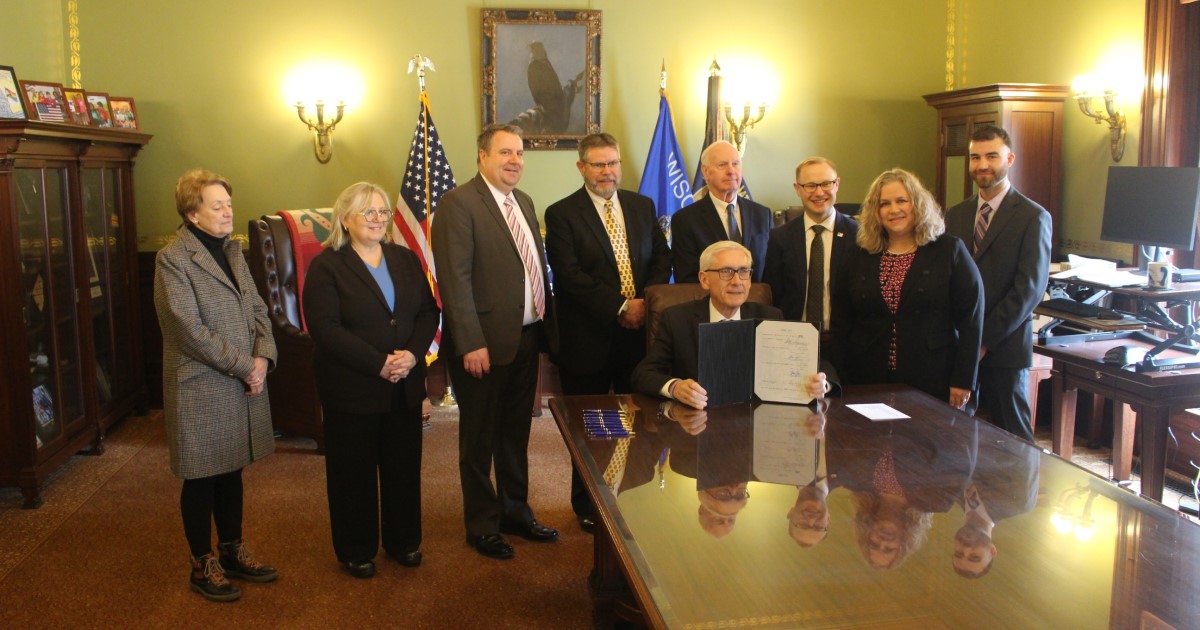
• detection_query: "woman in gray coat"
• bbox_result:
[154,168,278,602]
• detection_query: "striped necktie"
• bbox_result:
[973,202,994,254]
[501,196,545,319]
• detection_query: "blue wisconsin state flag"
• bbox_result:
[639,94,692,245]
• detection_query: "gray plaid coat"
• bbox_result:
[154,225,277,479]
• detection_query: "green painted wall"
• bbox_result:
[2,0,1144,257]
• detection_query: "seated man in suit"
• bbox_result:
[671,141,773,283]
[763,157,860,329]
[633,240,833,408]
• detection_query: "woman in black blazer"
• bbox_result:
[831,169,983,409]
[303,182,439,578]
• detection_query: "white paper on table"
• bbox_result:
[753,320,820,404]
[846,403,910,421]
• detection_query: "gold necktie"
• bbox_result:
[603,201,636,300]
[602,438,630,494]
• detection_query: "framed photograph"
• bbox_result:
[62,88,91,126]
[85,91,113,128]
[0,65,26,119]
[21,80,69,123]
[481,9,601,150]
[108,96,139,130]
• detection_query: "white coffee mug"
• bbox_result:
[1148,262,1174,289]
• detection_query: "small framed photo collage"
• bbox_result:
[0,64,139,131]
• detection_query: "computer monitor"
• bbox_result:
[1101,166,1200,258]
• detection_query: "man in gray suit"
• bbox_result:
[433,124,560,560]
[945,125,1051,442]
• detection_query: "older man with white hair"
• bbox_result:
[670,141,773,283]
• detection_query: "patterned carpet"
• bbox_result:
[0,403,595,628]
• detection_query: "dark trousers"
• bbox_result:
[448,325,540,536]
[180,469,243,557]
[558,332,641,518]
[323,395,423,563]
[977,365,1033,443]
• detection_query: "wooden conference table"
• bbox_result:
[550,385,1200,629]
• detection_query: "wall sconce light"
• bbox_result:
[1073,85,1126,162]
[295,100,344,163]
[722,101,767,154]
[1049,483,1098,542]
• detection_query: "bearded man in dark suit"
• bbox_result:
[544,132,672,532]
[945,125,1051,443]
[671,141,773,283]
[432,124,560,560]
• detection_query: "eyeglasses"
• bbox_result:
[797,179,839,193]
[704,267,752,281]
[707,487,750,501]
[585,159,621,170]
[357,208,392,221]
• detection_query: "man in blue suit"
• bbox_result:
[671,141,772,283]
[945,125,1051,442]
[763,157,859,328]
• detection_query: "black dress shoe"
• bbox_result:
[387,549,422,567]
[578,515,597,534]
[500,519,559,542]
[341,559,376,579]
[466,534,515,559]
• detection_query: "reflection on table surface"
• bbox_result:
[551,385,1200,629]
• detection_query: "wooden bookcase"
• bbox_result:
[0,121,151,507]
[923,84,1068,258]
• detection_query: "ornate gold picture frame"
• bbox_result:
[481,9,601,150]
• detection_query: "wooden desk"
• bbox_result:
[1036,338,1200,502]
[551,387,1200,628]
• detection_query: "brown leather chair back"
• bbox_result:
[643,282,774,350]
[247,215,304,334]
[245,214,323,451]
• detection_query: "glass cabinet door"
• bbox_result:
[81,167,133,407]
[16,167,85,449]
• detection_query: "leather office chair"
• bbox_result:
[772,203,861,227]
[643,282,774,350]
[246,212,328,452]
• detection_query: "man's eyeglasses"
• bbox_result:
[357,208,392,221]
[705,267,752,281]
[585,160,621,170]
[797,179,839,193]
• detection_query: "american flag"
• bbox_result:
[35,101,65,122]
[392,91,455,363]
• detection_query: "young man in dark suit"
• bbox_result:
[544,132,672,532]
[432,124,560,560]
[945,125,1052,442]
[763,157,859,328]
[670,141,773,283]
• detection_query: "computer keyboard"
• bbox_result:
[1041,298,1125,320]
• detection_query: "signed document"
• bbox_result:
[754,320,820,404]
[697,319,819,406]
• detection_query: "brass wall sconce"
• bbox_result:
[1074,89,1126,162]
[295,100,344,163]
[723,101,767,154]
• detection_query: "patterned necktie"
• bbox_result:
[806,225,826,329]
[602,438,630,494]
[603,200,636,300]
[726,203,741,243]
[973,202,994,254]
[501,196,545,319]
